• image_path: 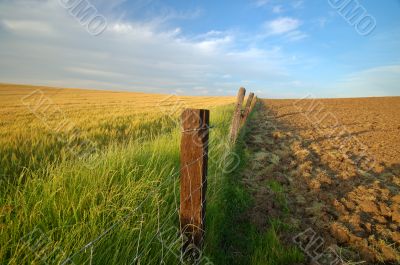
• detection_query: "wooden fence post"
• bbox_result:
[250,96,257,113]
[180,109,209,259]
[230,87,246,143]
[241,92,254,126]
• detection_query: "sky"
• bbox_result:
[0,0,399,98]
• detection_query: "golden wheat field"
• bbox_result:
[0,83,235,179]
[0,83,234,134]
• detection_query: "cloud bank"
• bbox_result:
[0,0,398,98]
[0,0,291,96]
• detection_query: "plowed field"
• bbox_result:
[243,97,400,264]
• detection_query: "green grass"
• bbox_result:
[205,129,254,264]
[204,105,304,265]
[1,97,304,265]
[250,224,304,265]
[0,103,237,264]
[266,180,289,214]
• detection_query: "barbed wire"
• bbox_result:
[60,150,210,264]
[181,125,216,133]
[127,163,210,265]
[13,109,225,264]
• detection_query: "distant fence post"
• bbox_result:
[180,109,209,260]
[230,87,246,143]
[241,92,255,126]
[250,96,257,113]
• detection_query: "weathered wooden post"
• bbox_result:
[250,96,258,112]
[230,87,246,143]
[241,92,255,126]
[180,109,209,259]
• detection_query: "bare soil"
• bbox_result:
[243,97,400,264]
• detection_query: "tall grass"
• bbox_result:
[0,94,236,264]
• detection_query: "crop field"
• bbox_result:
[0,84,234,180]
[0,83,239,264]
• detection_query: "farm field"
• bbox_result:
[1,83,399,265]
[0,83,235,180]
[0,83,240,264]
[241,98,400,264]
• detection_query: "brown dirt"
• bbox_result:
[244,97,400,264]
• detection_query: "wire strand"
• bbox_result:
[60,151,209,265]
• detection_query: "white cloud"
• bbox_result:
[195,35,233,53]
[65,67,128,78]
[192,86,209,94]
[262,17,307,42]
[0,0,295,96]
[254,0,270,7]
[285,30,307,41]
[108,22,182,39]
[332,65,400,97]
[265,17,301,35]
[2,19,55,36]
[292,0,304,9]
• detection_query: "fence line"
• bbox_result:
[58,87,257,264]
[179,87,257,260]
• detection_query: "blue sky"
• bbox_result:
[0,0,399,98]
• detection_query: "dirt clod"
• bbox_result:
[330,223,350,244]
